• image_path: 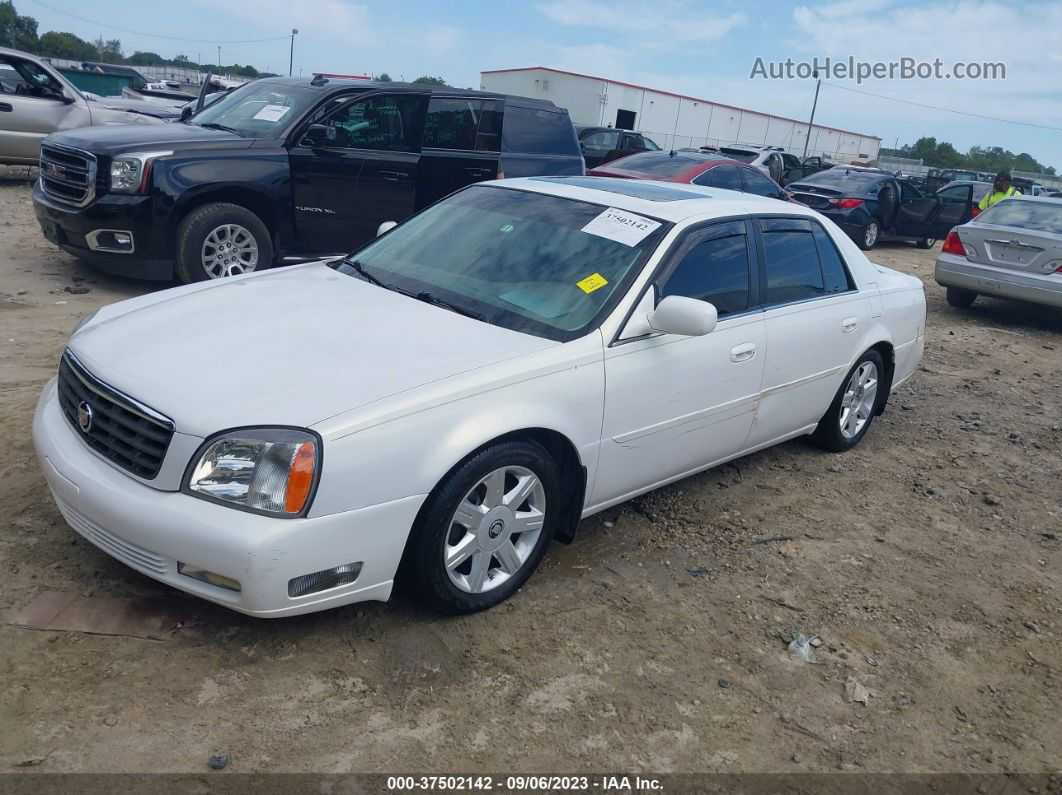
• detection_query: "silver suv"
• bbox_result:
[0,46,166,165]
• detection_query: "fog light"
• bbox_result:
[178,563,241,592]
[288,562,362,598]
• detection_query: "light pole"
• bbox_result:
[803,70,821,159]
[289,29,298,76]
[217,45,222,75]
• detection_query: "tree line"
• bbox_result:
[880,136,1056,177]
[0,0,272,78]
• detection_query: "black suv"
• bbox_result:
[33,77,582,281]
[575,125,661,169]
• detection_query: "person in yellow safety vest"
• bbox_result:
[978,170,1022,212]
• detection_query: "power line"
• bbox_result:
[821,81,1062,133]
[25,0,291,44]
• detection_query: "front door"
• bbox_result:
[416,97,502,209]
[747,217,870,448]
[925,183,975,239]
[289,92,425,253]
[0,54,81,162]
[593,220,766,506]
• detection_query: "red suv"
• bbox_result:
[587,150,790,200]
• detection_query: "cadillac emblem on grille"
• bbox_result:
[76,400,93,432]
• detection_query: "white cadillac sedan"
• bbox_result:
[33,177,925,617]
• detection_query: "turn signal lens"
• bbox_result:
[941,229,965,256]
[285,441,316,514]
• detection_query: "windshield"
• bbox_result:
[976,199,1062,234]
[609,151,720,176]
[187,81,318,137]
[793,169,882,192]
[333,185,670,341]
[718,148,757,162]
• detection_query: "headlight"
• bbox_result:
[109,150,172,194]
[185,428,320,517]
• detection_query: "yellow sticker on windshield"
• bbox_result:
[577,273,608,294]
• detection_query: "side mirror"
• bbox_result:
[377,221,397,237]
[647,295,717,337]
[179,105,193,122]
[60,92,77,105]
[301,123,335,148]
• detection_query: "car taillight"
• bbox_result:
[828,198,864,208]
[941,229,965,256]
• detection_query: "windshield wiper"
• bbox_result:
[341,257,389,289]
[196,122,241,135]
[411,291,485,322]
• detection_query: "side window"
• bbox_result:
[660,221,750,317]
[503,106,579,154]
[782,153,802,170]
[642,136,661,151]
[742,168,781,198]
[899,181,923,201]
[581,130,620,153]
[621,133,643,149]
[761,218,824,304]
[475,100,503,152]
[423,97,481,150]
[812,224,855,293]
[702,165,743,190]
[5,57,64,100]
[320,93,421,151]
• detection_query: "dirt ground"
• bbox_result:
[0,167,1059,777]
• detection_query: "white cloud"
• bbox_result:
[537,0,746,46]
[204,0,370,41]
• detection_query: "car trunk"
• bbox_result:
[787,184,843,210]
[959,224,1062,273]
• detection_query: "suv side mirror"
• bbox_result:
[179,106,193,122]
[377,221,397,237]
[647,295,717,336]
[301,123,335,148]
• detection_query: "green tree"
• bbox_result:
[0,0,38,51]
[376,72,392,82]
[38,30,97,60]
[412,75,447,86]
[127,51,164,66]
[93,35,122,63]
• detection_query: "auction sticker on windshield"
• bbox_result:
[581,207,661,247]
[252,104,292,122]
[576,273,608,293]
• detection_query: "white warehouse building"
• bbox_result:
[480,67,881,163]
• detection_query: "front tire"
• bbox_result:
[946,286,977,308]
[857,220,880,250]
[175,202,273,284]
[811,350,884,452]
[405,440,560,613]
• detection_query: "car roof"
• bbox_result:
[493,176,806,223]
[592,154,764,183]
[254,76,558,107]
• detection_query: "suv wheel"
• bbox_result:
[175,203,273,283]
[857,220,880,250]
[404,440,560,613]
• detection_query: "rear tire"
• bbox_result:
[175,202,273,284]
[404,440,560,614]
[916,237,936,249]
[857,220,880,250]
[946,286,977,308]
[811,349,885,452]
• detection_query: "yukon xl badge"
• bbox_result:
[76,400,93,433]
[296,206,336,214]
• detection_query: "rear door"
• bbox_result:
[416,96,502,209]
[929,184,976,238]
[780,153,806,185]
[892,179,940,237]
[289,91,426,252]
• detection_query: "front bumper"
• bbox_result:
[935,252,1062,308]
[32,182,175,281]
[33,379,425,617]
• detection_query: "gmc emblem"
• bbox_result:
[45,163,65,179]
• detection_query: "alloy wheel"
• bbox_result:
[865,222,879,248]
[444,465,546,594]
[201,223,259,278]
[839,361,878,439]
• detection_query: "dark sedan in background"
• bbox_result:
[575,125,661,169]
[586,150,789,199]
[786,166,978,250]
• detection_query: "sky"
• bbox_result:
[20,0,1062,170]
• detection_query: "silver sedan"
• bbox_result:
[935,196,1062,309]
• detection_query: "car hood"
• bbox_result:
[89,96,183,119]
[69,263,558,437]
[48,121,249,155]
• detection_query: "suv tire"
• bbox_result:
[175,202,273,283]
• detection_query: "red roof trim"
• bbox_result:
[480,66,881,142]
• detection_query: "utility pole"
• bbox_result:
[217,45,222,75]
[803,70,821,159]
[289,29,298,76]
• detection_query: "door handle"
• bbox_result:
[465,167,492,178]
[730,342,757,363]
[378,170,408,181]
[841,317,858,333]
[0,103,12,112]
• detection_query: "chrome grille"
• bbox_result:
[40,143,97,208]
[56,350,174,480]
